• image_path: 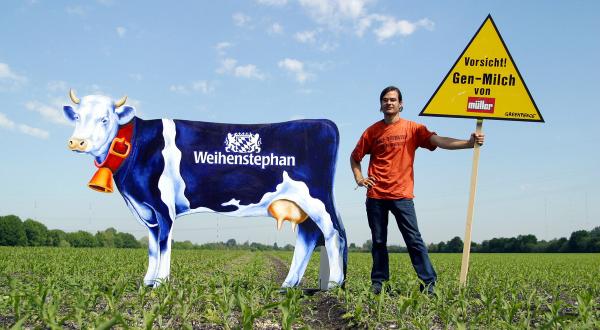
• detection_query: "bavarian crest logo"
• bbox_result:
[225,132,261,153]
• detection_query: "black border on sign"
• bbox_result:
[419,14,544,123]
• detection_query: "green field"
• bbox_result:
[0,247,598,329]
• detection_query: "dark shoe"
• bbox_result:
[371,282,382,295]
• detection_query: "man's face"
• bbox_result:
[380,90,403,116]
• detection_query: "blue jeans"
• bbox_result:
[366,198,437,287]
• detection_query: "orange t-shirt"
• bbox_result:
[351,118,437,199]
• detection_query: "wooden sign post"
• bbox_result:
[459,119,483,286]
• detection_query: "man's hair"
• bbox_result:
[379,86,402,102]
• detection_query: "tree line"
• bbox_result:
[1,214,599,252]
[0,215,293,250]
[426,228,600,253]
[347,227,600,253]
[0,215,140,248]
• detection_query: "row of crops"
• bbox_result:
[0,247,598,328]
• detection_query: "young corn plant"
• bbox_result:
[278,287,303,330]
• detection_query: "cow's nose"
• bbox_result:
[68,137,88,151]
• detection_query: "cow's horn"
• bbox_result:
[69,89,80,104]
[114,95,128,108]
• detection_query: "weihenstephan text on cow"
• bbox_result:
[193,132,296,169]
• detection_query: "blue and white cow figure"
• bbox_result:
[63,90,347,288]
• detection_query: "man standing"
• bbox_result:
[350,86,484,294]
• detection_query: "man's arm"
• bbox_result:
[350,156,375,188]
[430,133,485,150]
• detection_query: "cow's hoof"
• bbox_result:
[152,278,168,288]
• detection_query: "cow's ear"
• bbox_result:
[115,105,135,124]
[63,105,77,122]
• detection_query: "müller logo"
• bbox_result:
[467,97,495,113]
[193,132,296,169]
[225,132,261,153]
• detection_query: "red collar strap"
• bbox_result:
[88,121,134,193]
[94,122,134,171]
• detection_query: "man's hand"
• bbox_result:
[356,177,376,189]
[351,156,375,190]
[469,132,485,147]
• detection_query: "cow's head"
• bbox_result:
[63,89,135,159]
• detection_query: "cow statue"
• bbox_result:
[63,90,347,289]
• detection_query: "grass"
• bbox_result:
[0,247,598,328]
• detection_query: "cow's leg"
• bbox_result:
[144,227,161,286]
[126,203,173,287]
[282,220,320,288]
[154,215,174,286]
[324,200,347,288]
[122,195,162,287]
[305,203,345,289]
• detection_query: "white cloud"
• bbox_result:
[233,12,251,27]
[215,42,233,56]
[417,18,435,30]
[295,30,317,43]
[319,41,338,52]
[169,85,188,94]
[299,0,369,29]
[372,16,435,42]
[268,23,284,35]
[217,58,265,80]
[65,5,86,16]
[374,17,415,40]
[217,58,238,74]
[0,62,27,91]
[25,100,71,126]
[0,112,16,129]
[19,124,49,139]
[297,0,434,41]
[356,15,373,37]
[294,29,337,52]
[170,81,215,94]
[192,80,214,93]
[234,65,265,80]
[0,112,49,139]
[279,58,304,72]
[278,58,312,83]
[47,80,68,92]
[256,0,287,6]
[116,26,127,38]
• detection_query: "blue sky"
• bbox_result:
[1,0,598,247]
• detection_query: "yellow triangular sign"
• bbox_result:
[420,15,543,122]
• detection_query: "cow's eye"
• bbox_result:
[101,117,109,125]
